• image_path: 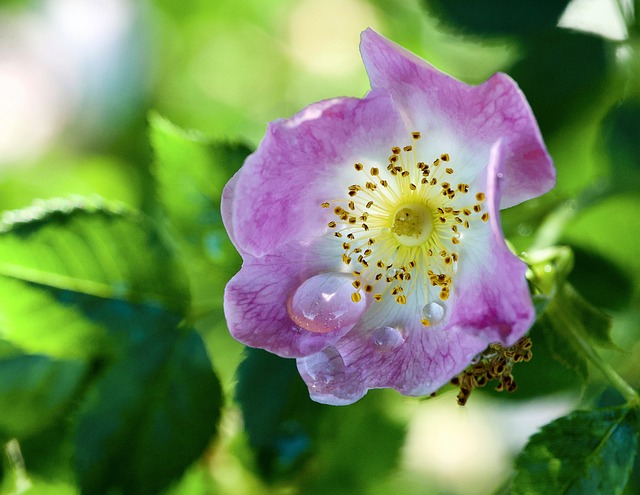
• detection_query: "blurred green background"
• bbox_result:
[0,0,639,494]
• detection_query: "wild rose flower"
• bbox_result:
[223,29,554,405]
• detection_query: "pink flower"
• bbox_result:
[223,29,554,405]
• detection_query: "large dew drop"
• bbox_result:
[371,326,404,351]
[298,346,345,385]
[288,272,367,333]
[422,301,446,325]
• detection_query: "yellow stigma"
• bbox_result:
[391,204,433,246]
[321,131,488,311]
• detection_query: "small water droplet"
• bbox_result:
[386,267,397,278]
[470,351,483,365]
[299,346,345,384]
[543,264,553,273]
[517,223,532,237]
[422,302,446,325]
[288,273,367,333]
[371,326,404,351]
[497,172,504,179]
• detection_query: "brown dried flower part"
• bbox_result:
[451,336,533,406]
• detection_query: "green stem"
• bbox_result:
[614,0,634,27]
[4,439,31,494]
[529,201,577,251]
[530,183,611,251]
[554,301,640,406]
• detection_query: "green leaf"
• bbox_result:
[0,199,190,357]
[0,198,188,311]
[300,393,405,495]
[538,280,616,385]
[513,406,639,495]
[236,351,405,489]
[75,327,223,494]
[509,31,610,134]
[149,112,250,257]
[555,283,616,350]
[539,283,617,386]
[0,198,223,491]
[563,195,640,280]
[149,113,251,314]
[422,0,571,36]
[540,313,589,382]
[235,348,324,479]
[568,246,633,311]
[0,355,87,438]
[18,418,77,485]
[601,99,640,192]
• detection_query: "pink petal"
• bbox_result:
[298,324,486,405]
[223,241,364,358]
[359,28,555,209]
[448,140,535,345]
[222,89,407,258]
[221,169,240,251]
[296,141,534,404]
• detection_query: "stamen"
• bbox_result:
[320,131,488,318]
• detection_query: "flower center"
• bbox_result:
[391,204,433,246]
[320,131,489,326]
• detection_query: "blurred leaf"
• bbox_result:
[509,31,610,134]
[624,433,640,495]
[422,0,571,36]
[602,99,640,191]
[540,313,589,382]
[149,112,251,255]
[300,393,405,495]
[0,338,26,359]
[19,418,77,485]
[22,482,77,495]
[542,281,615,383]
[0,155,143,213]
[0,198,222,492]
[560,283,616,350]
[563,195,640,278]
[236,348,324,479]
[149,113,251,314]
[0,198,190,357]
[0,198,188,311]
[513,406,639,495]
[0,276,108,360]
[0,356,87,439]
[164,463,216,495]
[75,327,222,495]
[568,245,634,311]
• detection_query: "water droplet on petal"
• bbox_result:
[299,346,345,384]
[371,326,404,351]
[288,273,367,333]
[422,302,446,325]
[386,267,397,278]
